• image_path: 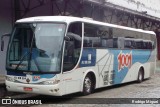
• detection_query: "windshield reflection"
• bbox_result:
[7,23,66,73]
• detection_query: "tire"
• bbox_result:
[137,69,144,83]
[82,74,93,95]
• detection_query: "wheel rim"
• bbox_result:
[84,77,92,93]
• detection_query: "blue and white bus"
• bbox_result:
[1,16,157,96]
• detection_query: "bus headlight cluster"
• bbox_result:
[42,80,60,85]
[6,76,15,82]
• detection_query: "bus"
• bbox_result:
[1,16,157,96]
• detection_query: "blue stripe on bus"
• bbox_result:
[110,50,151,84]
[79,48,96,67]
[32,74,56,82]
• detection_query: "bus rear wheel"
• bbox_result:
[83,74,93,95]
[137,68,144,83]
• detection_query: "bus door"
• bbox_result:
[61,22,82,95]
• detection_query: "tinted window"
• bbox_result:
[84,23,115,48]
[63,22,82,71]
[124,39,154,50]
[84,23,155,50]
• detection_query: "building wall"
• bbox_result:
[106,0,160,18]
[0,0,13,75]
[14,0,104,21]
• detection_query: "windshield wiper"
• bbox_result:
[15,25,41,72]
[15,24,35,71]
[15,51,31,70]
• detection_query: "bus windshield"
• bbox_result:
[7,23,66,73]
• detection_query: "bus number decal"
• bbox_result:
[118,51,132,72]
[33,76,40,81]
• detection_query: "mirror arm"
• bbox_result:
[1,33,11,51]
[64,36,71,41]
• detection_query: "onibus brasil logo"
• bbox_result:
[118,51,132,72]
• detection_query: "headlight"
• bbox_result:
[6,76,15,82]
[42,80,60,85]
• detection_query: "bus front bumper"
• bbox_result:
[5,80,62,96]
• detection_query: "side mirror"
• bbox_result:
[1,33,11,51]
[1,39,4,51]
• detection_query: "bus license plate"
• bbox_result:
[24,87,33,91]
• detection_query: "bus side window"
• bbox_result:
[151,42,155,49]
[118,37,124,49]
[63,22,82,72]
[124,39,135,49]
[84,24,98,48]
[148,42,152,49]
[84,23,112,48]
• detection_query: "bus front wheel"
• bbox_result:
[82,74,93,95]
[137,68,144,83]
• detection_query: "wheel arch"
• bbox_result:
[139,66,145,79]
[137,65,145,82]
[81,70,96,92]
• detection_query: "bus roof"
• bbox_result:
[16,16,155,35]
